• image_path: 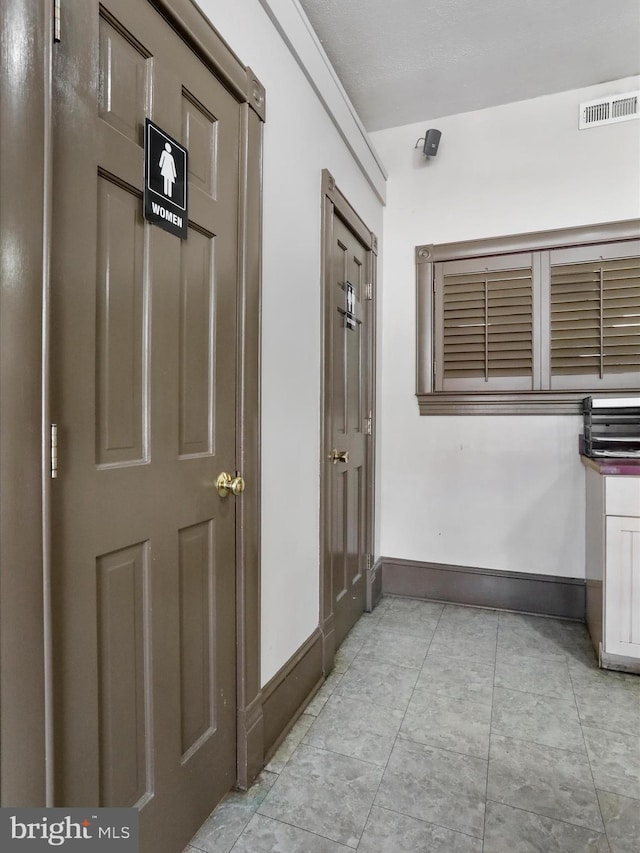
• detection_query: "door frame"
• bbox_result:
[1,0,265,804]
[319,169,378,673]
[0,0,52,807]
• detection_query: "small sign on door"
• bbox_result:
[144,119,188,240]
[345,282,356,330]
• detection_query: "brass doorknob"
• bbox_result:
[330,449,349,464]
[216,472,245,497]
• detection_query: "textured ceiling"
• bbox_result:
[298,0,640,131]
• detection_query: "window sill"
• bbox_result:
[416,391,633,415]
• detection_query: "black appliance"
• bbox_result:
[583,396,640,458]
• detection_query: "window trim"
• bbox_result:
[416,219,640,415]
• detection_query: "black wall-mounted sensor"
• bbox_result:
[423,128,441,157]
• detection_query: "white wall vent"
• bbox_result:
[579,91,640,129]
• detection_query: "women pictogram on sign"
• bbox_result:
[145,119,188,239]
[159,143,177,198]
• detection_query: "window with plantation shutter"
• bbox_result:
[416,222,640,414]
[434,254,535,391]
[550,246,640,390]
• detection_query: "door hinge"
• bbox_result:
[365,282,373,300]
[365,553,373,571]
[50,423,58,479]
[364,412,373,435]
[53,0,62,43]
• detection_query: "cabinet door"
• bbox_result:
[605,515,640,659]
[606,477,640,517]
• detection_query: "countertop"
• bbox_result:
[580,455,640,476]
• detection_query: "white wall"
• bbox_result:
[371,77,640,580]
[195,0,384,684]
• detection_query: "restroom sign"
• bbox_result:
[144,119,188,239]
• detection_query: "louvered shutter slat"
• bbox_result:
[556,334,600,346]
[551,291,600,304]
[444,298,486,310]
[604,306,640,321]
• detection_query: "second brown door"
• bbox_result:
[327,214,373,647]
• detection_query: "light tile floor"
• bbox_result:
[184,597,640,853]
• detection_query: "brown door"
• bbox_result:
[51,2,240,851]
[327,213,373,648]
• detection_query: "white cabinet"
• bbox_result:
[605,515,640,661]
[584,463,640,673]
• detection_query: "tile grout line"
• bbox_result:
[291,740,389,770]
[483,796,611,837]
[487,682,577,703]
[228,811,357,851]
[237,604,387,852]
[188,786,264,853]
[351,599,445,850]
[394,732,492,763]
[591,784,640,799]
[371,802,485,843]
[315,597,396,850]
[567,657,611,844]
[486,617,612,846]
[344,601,395,851]
[483,729,590,760]
[287,609,396,842]
[333,611,497,769]
[230,611,377,850]
[407,685,493,709]
[482,609,500,851]
[574,716,640,739]
[266,713,318,776]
